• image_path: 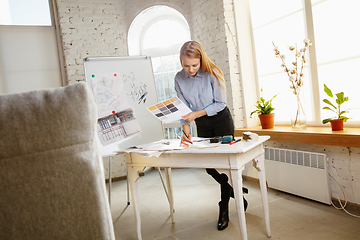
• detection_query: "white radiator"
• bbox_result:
[264,147,331,204]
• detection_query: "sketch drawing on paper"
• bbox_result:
[91,72,142,146]
[97,108,141,146]
[123,72,149,104]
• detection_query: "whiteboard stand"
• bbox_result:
[104,153,131,211]
[83,55,164,155]
[84,56,169,213]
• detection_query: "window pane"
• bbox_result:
[312,0,360,123]
[312,0,360,64]
[250,0,311,123]
[143,19,189,50]
[151,54,181,102]
[154,73,165,101]
[249,0,303,29]
[253,11,306,76]
[318,59,360,122]
[164,55,175,71]
[0,0,52,26]
[152,57,162,73]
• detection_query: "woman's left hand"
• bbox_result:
[182,109,207,122]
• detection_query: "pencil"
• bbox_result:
[182,130,193,144]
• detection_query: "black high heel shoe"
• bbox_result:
[217,197,248,231]
[217,201,229,231]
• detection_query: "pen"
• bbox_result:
[230,139,242,145]
[182,130,193,144]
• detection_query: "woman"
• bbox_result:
[174,40,248,231]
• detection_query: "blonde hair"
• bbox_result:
[179,41,226,90]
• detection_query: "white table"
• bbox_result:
[123,136,271,240]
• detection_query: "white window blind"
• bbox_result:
[0,26,62,94]
[0,0,52,26]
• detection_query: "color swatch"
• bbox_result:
[147,97,191,123]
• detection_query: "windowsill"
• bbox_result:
[235,126,360,148]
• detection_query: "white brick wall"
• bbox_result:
[190,0,245,128]
[55,0,128,85]
[223,0,245,128]
[55,0,192,85]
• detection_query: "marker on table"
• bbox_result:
[230,139,242,145]
[182,130,193,144]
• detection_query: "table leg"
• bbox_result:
[253,154,271,238]
[165,167,175,223]
[231,166,248,240]
[128,166,143,240]
[157,167,171,204]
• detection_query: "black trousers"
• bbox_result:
[195,106,234,204]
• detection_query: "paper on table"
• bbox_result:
[122,138,220,157]
[139,139,184,151]
[147,96,191,123]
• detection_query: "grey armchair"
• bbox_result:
[0,83,115,240]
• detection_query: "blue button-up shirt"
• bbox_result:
[174,68,227,126]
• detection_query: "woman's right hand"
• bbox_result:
[180,133,192,147]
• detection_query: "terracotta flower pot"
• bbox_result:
[330,119,344,131]
[258,113,275,129]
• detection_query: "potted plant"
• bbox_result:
[322,84,350,131]
[250,88,277,129]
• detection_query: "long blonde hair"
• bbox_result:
[179,41,226,90]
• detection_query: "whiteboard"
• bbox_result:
[83,56,164,157]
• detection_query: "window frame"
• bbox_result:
[236,0,360,128]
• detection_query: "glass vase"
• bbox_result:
[289,90,306,130]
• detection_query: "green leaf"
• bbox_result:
[250,110,258,118]
[322,118,332,124]
[323,99,337,110]
[341,117,349,122]
[250,93,277,117]
[269,94,278,102]
[339,110,347,116]
[259,97,265,104]
[336,92,344,104]
[324,84,333,98]
[322,106,337,114]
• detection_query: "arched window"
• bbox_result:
[128,6,192,138]
[129,5,190,101]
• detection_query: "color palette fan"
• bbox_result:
[147,96,191,123]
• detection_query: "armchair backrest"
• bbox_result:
[0,83,115,240]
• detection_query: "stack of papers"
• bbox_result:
[121,138,219,157]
